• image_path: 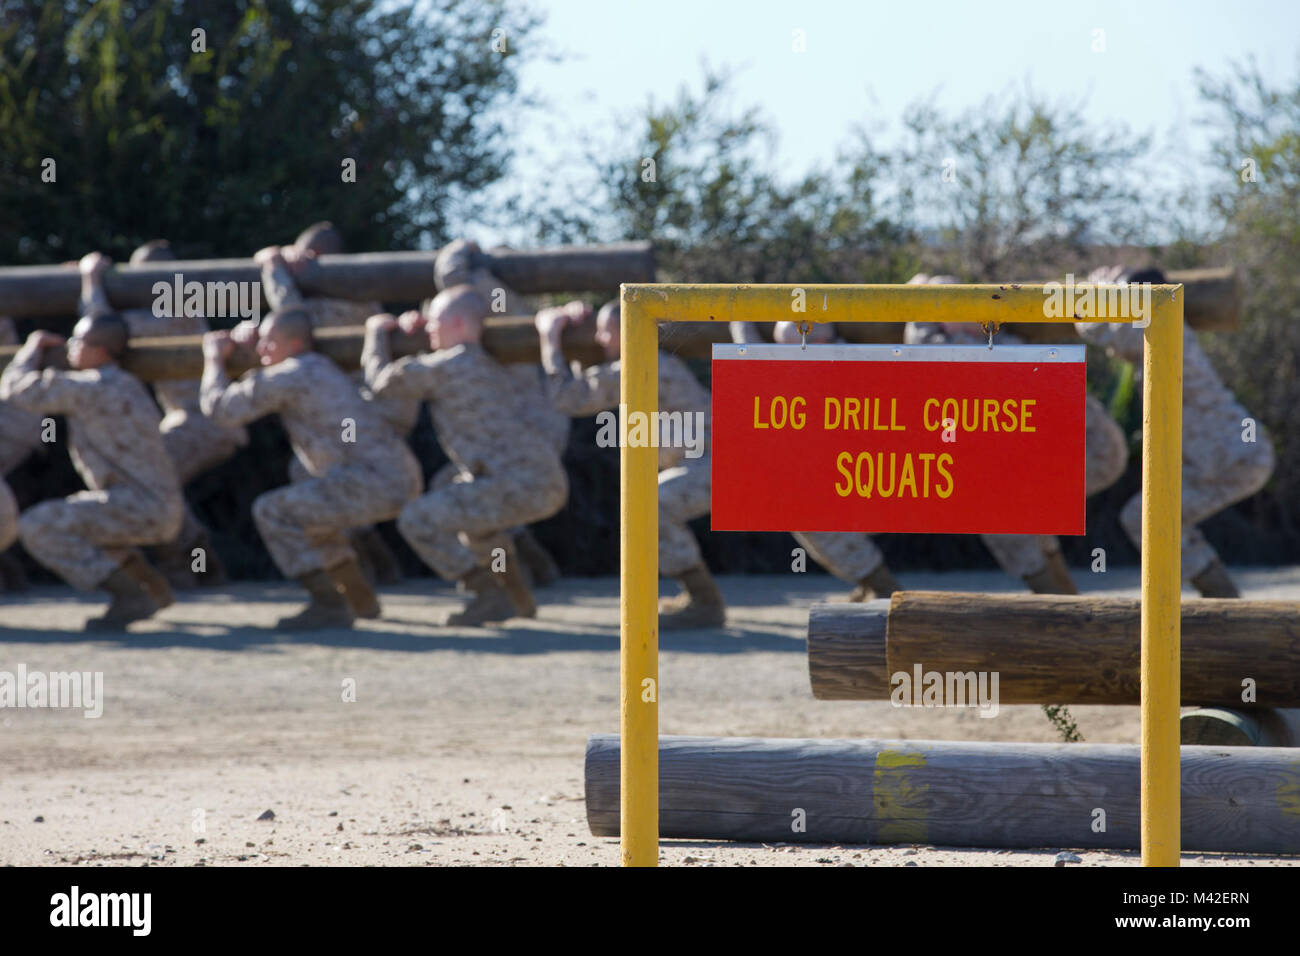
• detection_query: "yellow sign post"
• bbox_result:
[618,282,1183,868]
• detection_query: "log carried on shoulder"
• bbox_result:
[0,242,656,318]
[0,317,608,380]
[0,267,1243,380]
[807,591,1300,707]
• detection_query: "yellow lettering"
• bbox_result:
[1021,399,1036,433]
[835,451,853,496]
[791,396,806,430]
[898,454,918,497]
[754,396,768,429]
[1001,398,1018,432]
[854,451,873,498]
[825,397,841,429]
[844,397,860,431]
[890,398,905,431]
[918,452,935,498]
[936,453,954,498]
[923,399,940,431]
[983,399,1000,432]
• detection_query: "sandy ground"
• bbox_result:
[2,567,1298,868]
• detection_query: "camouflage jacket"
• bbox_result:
[0,351,179,503]
[201,350,417,483]
[542,349,712,469]
[363,334,556,477]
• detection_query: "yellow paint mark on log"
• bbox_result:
[874,750,929,844]
[1278,761,1300,818]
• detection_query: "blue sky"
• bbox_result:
[463,0,1299,241]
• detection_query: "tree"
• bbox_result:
[865,90,1151,280]
[1194,58,1300,552]
[523,69,912,283]
[0,0,538,262]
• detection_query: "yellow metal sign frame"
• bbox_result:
[617,282,1184,867]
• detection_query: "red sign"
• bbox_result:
[710,344,1086,534]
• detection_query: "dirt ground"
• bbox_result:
[2,567,1297,868]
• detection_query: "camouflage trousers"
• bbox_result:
[352,370,421,439]
[793,531,885,583]
[0,402,42,476]
[19,486,183,590]
[399,460,568,581]
[161,408,248,546]
[982,394,1129,579]
[659,456,712,577]
[1120,441,1275,579]
[0,476,16,552]
[253,457,422,579]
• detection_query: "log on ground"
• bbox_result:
[805,592,1300,706]
[584,734,1300,852]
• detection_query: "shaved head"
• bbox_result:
[130,240,175,264]
[263,307,315,347]
[295,221,344,256]
[429,285,490,329]
[77,312,129,361]
[594,300,621,358]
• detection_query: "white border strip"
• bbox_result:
[712,343,1085,364]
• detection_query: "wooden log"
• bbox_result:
[806,592,1300,706]
[0,316,608,381]
[806,599,889,701]
[1002,267,1241,340]
[584,734,1300,852]
[0,242,656,318]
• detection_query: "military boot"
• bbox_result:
[0,549,29,592]
[86,555,166,631]
[447,566,515,626]
[330,555,381,620]
[849,562,900,602]
[1023,550,1079,595]
[276,568,353,630]
[498,547,538,619]
[659,565,726,630]
[150,536,197,590]
[124,550,175,611]
[513,527,560,588]
[351,527,403,586]
[1192,558,1239,598]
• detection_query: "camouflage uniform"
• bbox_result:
[1075,321,1274,578]
[78,283,250,554]
[261,258,420,436]
[905,320,1129,578]
[0,354,183,590]
[201,351,422,578]
[729,321,888,582]
[0,476,16,552]
[543,351,711,576]
[433,243,572,456]
[0,318,42,476]
[0,390,42,477]
[363,336,568,580]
